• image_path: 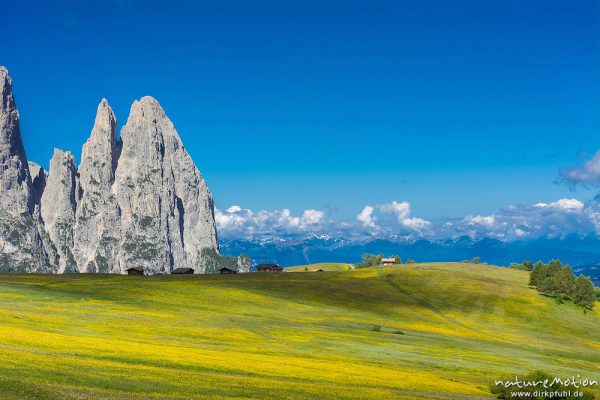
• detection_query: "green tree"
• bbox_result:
[550,265,575,300]
[547,259,563,269]
[530,260,585,305]
[199,248,237,273]
[529,261,546,286]
[537,263,573,298]
[510,261,532,271]
[529,263,544,286]
[360,253,384,268]
[573,275,595,309]
[471,256,481,264]
[530,259,562,287]
[390,255,402,264]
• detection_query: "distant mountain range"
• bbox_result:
[220,235,600,285]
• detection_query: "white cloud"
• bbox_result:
[216,206,333,238]
[216,197,600,242]
[514,228,527,237]
[377,200,431,232]
[226,205,242,213]
[302,209,325,225]
[402,217,430,230]
[278,209,301,227]
[534,198,584,211]
[463,215,496,228]
[445,198,595,241]
[561,150,600,188]
[378,201,411,221]
[357,206,376,228]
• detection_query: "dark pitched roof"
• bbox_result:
[126,267,144,272]
[256,263,282,269]
[172,268,194,274]
[219,267,236,271]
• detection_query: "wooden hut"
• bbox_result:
[172,268,194,274]
[256,264,283,272]
[219,267,237,274]
[381,257,396,266]
[126,267,144,276]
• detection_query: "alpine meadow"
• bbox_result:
[2,1,600,399]
[0,263,598,399]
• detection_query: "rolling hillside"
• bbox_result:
[284,262,353,272]
[220,236,600,284]
[0,263,598,399]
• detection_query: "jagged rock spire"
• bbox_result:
[0,67,56,272]
[0,68,219,274]
[114,96,218,274]
[73,99,121,273]
[0,66,31,213]
[28,161,47,208]
[79,98,118,187]
[41,149,78,273]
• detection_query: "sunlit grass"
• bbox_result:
[285,262,353,272]
[0,263,598,399]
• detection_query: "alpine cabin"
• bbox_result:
[126,267,144,276]
[172,268,194,274]
[256,264,283,272]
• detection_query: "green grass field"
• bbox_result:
[0,262,598,399]
[284,262,353,272]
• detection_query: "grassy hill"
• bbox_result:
[284,262,353,272]
[0,262,598,399]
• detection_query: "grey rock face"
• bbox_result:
[237,254,251,273]
[73,99,121,273]
[40,149,78,273]
[1,67,220,274]
[28,161,47,208]
[114,97,219,274]
[0,67,55,272]
[0,66,31,214]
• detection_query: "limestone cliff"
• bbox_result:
[0,67,220,274]
[114,97,218,273]
[0,67,56,272]
[40,149,78,273]
[73,99,122,273]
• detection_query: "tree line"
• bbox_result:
[511,259,597,309]
[355,254,598,309]
[357,253,412,268]
[199,248,251,273]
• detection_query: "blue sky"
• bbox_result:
[3,0,600,229]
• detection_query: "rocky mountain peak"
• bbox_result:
[113,96,219,273]
[0,66,31,214]
[41,148,78,273]
[129,96,167,119]
[80,98,118,187]
[73,99,121,273]
[94,100,117,147]
[0,67,55,272]
[0,67,220,274]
